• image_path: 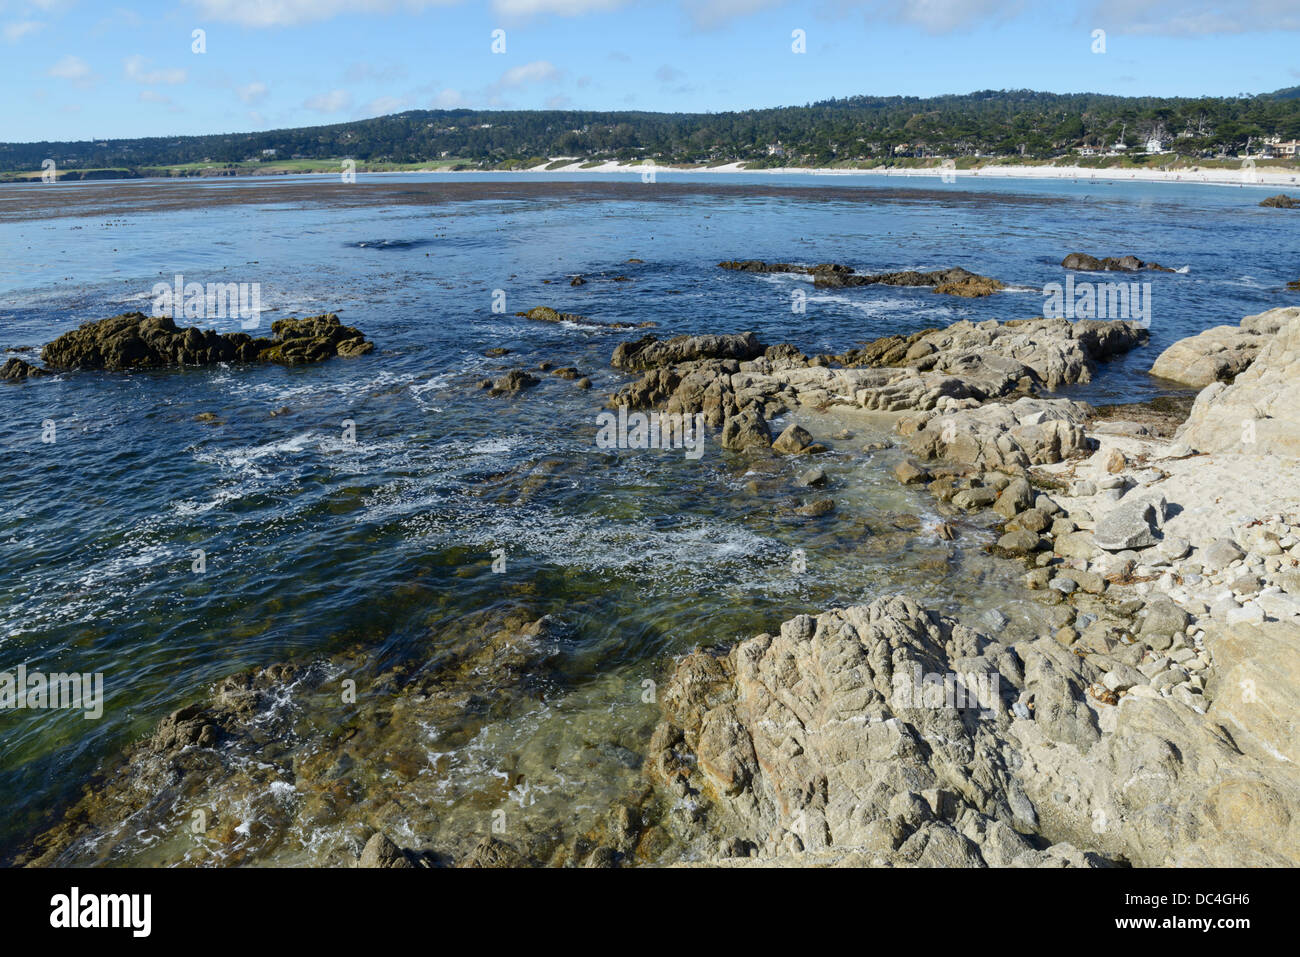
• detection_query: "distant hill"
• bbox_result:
[4,88,1299,173]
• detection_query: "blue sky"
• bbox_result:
[3,0,1298,142]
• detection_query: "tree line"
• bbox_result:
[5,88,1299,172]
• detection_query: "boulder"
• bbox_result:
[772,423,814,455]
[1151,306,1299,389]
[0,357,48,381]
[1092,493,1166,551]
[1178,311,1300,457]
[721,407,772,451]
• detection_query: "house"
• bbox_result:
[261,148,277,157]
[1078,146,1098,157]
[766,143,785,157]
[1144,136,1167,154]
[1278,140,1300,158]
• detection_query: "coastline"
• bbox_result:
[7,160,1298,191]
[514,158,1300,189]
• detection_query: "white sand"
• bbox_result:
[514,158,1299,189]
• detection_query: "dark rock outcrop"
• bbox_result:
[38,312,372,371]
[1061,253,1174,273]
[0,357,48,381]
[1259,194,1299,209]
[515,306,652,330]
[719,261,1005,296]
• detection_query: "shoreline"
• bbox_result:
[513,159,1300,189]
[6,161,1298,191]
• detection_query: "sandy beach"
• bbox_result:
[524,158,1300,189]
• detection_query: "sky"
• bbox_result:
[2,0,1298,143]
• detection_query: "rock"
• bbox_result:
[797,466,828,488]
[794,498,835,517]
[517,306,647,330]
[461,836,528,868]
[993,477,1035,518]
[1139,595,1191,643]
[1092,494,1166,551]
[951,487,998,510]
[1259,194,1300,209]
[1011,508,1051,534]
[612,331,764,371]
[721,260,1006,296]
[772,423,815,455]
[1157,537,1190,561]
[40,312,373,371]
[1061,252,1174,272]
[489,369,540,395]
[1202,538,1246,571]
[997,530,1043,555]
[721,407,772,451]
[0,357,48,380]
[359,832,414,868]
[1179,310,1300,456]
[1055,531,1097,560]
[1149,320,1277,387]
[650,595,1300,867]
[894,460,932,485]
[575,377,592,389]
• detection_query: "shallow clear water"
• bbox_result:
[0,172,1294,862]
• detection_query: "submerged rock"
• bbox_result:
[38,312,372,372]
[1061,253,1174,273]
[1259,194,1300,209]
[516,306,651,330]
[720,260,1005,297]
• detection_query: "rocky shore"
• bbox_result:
[13,291,1300,869]
[638,306,1300,867]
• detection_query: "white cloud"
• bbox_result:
[3,20,43,42]
[304,88,353,112]
[187,0,460,27]
[491,0,627,15]
[1086,0,1300,35]
[47,54,91,81]
[431,88,470,108]
[688,0,782,27]
[361,94,410,115]
[496,59,561,88]
[124,54,187,85]
[237,81,269,103]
